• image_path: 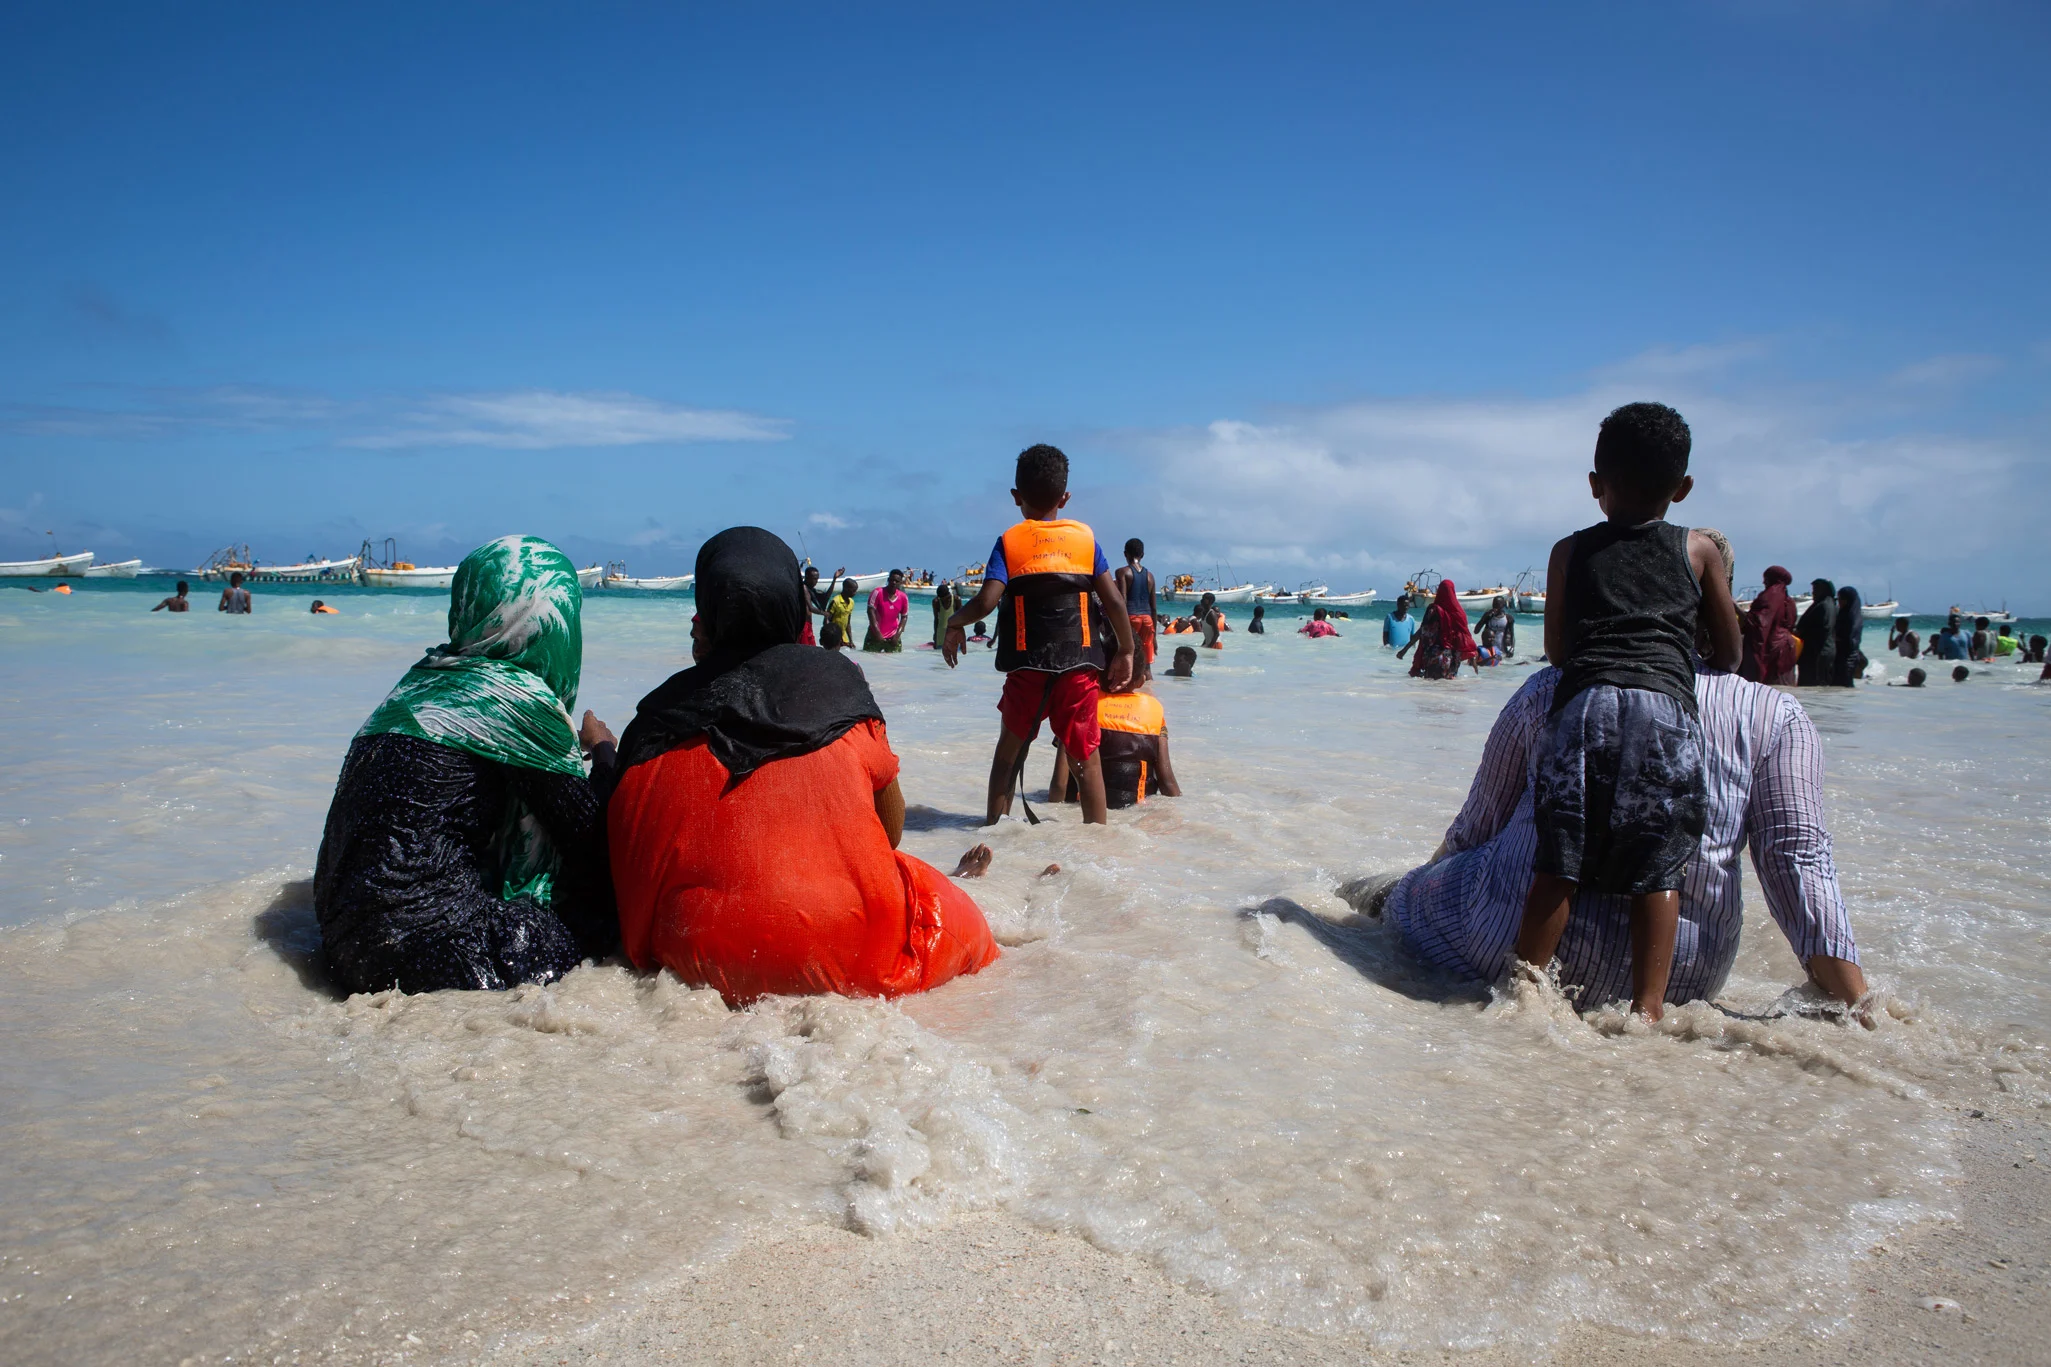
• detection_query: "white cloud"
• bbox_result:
[1114,357,2045,602]
[808,511,851,529]
[349,390,788,449]
[1888,353,2003,389]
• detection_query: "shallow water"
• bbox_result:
[2,582,2047,1362]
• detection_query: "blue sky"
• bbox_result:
[3,2,2046,608]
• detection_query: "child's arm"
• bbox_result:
[1093,569,1136,690]
[1689,530,1743,672]
[1153,733,1182,797]
[1541,535,1573,663]
[941,579,1005,667]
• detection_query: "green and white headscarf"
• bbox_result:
[358,535,586,904]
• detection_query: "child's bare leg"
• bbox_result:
[1073,750,1109,825]
[1515,872,1577,970]
[984,727,1032,825]
[1628,890,1681,1020]
[1048,747,1074,803]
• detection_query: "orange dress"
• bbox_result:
[609,719,999,1005]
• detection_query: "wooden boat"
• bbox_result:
[361,564,459,589]
[83,560,142,578]
[604,573,695,591]
[246,557,360,583]
[0,551,93,577]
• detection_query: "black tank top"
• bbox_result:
[1553,520,1700,716]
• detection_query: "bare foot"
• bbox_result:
[1039,863,1061,878]
[951,845,994,878]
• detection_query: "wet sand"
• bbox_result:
[484,1100,2048,1367]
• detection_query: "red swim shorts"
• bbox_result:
[1128,614,1157,664]
[998,668,1102,761]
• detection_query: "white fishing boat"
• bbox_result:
[361,564,460,589]
[83,559,142,578]
[576,565,602,589]
[1311,589,1379,606]
[1511,569,1545,614]
[1862,599,1901,620]
[1951,604,2017,626]
[1458,586,1515,611]
[1202,583,1268,604]
[247,557,360,583]
[0,551,94,577]
[845,571,892,591]
[605,573,694,591]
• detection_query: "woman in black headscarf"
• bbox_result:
[607,527,999,1006]
[1831,585,1866,687]
[1794,577,1837,687]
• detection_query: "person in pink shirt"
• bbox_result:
[1299,606,1341,638]
[863,569,912,653]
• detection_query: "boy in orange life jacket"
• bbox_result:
[943,444,1136,824]
[1048,685,1181,808]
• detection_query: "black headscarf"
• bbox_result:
[1831,585,1865,687]
[1795,578,1837,686]
[618,527,882,779]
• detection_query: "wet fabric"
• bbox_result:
[1300,619,1337,638]
[316,733,617,993]
[357,535,587,905]
[1532,683,1708,895]
[610,719,999,1005]
[1830,586,1866,688]
[618,527,881,782]
[999,667,1102,761]
[868,585,909,642]
[1249,605,1266,635]
[1553,521,1700,716]
[1794,583,1837,686]
[931,585,955,650]
[1409,584,1476,679]
[1741,566,1799,685]
[1383,610,1417,649]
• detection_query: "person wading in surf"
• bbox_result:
[943,444,1135,826]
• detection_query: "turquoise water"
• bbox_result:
[2,578,2047,1363]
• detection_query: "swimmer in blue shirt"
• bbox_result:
[1382,594,1418,650]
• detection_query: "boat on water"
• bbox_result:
[602,568,695,591]
[1862,600,1901,620]
[249,558,360,582]
[1951,604,2017,626]
[1458,585,1516,611]
[361,564,460,589]
[1311,589,1380,606]
[83,560,142,578]
[0,551,93,577]
[576,565,602,589]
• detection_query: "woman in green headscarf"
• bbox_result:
[314,535,621,993]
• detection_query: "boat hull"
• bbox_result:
[361,567,459,589]
[1311,590,1379,606]
[604,575,694,591]
[0,552,93,577]
[241,558,360,583]
[83,560,142,578]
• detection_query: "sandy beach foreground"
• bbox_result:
[484,1102,2048,1367]
[482,1100,2046,1367]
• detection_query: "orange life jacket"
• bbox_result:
[1095,690,1165,807]
[994,519,1107,673]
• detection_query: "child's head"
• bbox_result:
[805,566,820,585]
[229,571,244,587]
[175,580,189,595]
[971,619,988,638]
[1975,616,1990,631]
[1907,667,1927,687]
[1313,607,1328,621]
[1124,537,1144,562]
[1953,665,1970,682]
[1013,444,1070,516]
[1591,402,1693,518]
[1894,615,1910,629]
[841,578,857,597]
[1169,645,1198,676]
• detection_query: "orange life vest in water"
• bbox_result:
[1085,691,1167,808]
[994,520,1107,674]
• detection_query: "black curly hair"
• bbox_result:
[1014,443,1070,507]
[1594,402,1692,497]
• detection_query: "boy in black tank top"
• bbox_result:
[1513,403,1742,1020]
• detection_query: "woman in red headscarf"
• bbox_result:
[1398,580,1481,679]
[1740,565,1799,685]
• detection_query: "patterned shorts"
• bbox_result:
[1533,684,1708,895]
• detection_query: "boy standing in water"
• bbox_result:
[944,444,1135,824]
[151,580,192,612]
[1116,538,1158,681]
[1513,403,1742,1020]
[821,577,857,650]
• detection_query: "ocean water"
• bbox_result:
[2,581,2047,1364]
